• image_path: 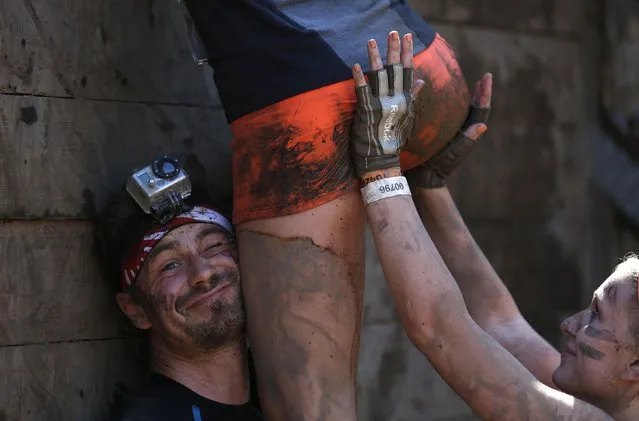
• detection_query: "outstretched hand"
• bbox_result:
[350,31,425,180]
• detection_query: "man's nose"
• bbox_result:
[188,256,215,287]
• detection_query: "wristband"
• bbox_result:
[361,176,412,206]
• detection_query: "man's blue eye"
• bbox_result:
[162,262,179,272]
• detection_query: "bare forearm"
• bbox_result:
[411,186,560,386]
[365,196,610,420]
[366,196,466,334]
[411,186,518,326]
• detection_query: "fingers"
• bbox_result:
[366,32,414,97]
[411,78,425,98]
[472,81,481,106]
[386,64,403,95]
[400,33,414,69]
[386,31,403,95]
[479,73,492,108]
[352,63,367,88]
[367,39,384,71]
[387,31,401,65]
[462,123,488,141]
[472,73,493,108]
[367,39,387,97]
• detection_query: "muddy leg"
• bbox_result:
[238,193,365,421]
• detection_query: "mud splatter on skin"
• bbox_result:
[578,342,606,360]
[584,325,618,344]
[238,231,363,421]
[348,258,364,387]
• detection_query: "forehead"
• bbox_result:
[594,266,637,311]
[160,223,230,246]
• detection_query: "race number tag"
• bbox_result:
[362,176,412,205]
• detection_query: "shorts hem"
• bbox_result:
[233,180,359,225]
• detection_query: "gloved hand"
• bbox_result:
[350,32,424,179]
[406,73,493,188]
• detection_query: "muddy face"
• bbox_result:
[122,223,245,355]
[553,259,639,411]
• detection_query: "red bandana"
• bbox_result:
[120,206,233,291]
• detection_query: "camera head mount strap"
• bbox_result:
[150,190,190,225]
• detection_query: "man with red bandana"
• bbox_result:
[95,163,263,421]
[179,2,470,419]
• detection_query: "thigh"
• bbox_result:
[231,81,359,225]
[237,195,364,421]
[232,82,365,421]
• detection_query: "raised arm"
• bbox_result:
[404,80,560,388]
[348,35,611,420]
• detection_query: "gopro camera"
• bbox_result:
[126,155,192,224]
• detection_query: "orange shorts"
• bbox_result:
[231,34,469,224]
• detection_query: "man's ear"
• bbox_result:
[621,357,639,382]
[116,292,152,330]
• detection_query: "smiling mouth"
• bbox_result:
[183,283,232,310]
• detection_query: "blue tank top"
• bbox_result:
[183,0,436,121]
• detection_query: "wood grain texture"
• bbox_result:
[0,0,220,105]
[0,221,135,345]
[0,339,147,421]
[409,0,589,37]
[0,95,232,219]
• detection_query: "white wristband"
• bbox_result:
[361,176,412,206]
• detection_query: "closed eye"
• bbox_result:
[206,242,223,251]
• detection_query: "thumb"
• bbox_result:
[411,78,425,98]
[462,123,488,142]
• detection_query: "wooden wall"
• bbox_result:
[1,0,231,419]
[0,0,618,420]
